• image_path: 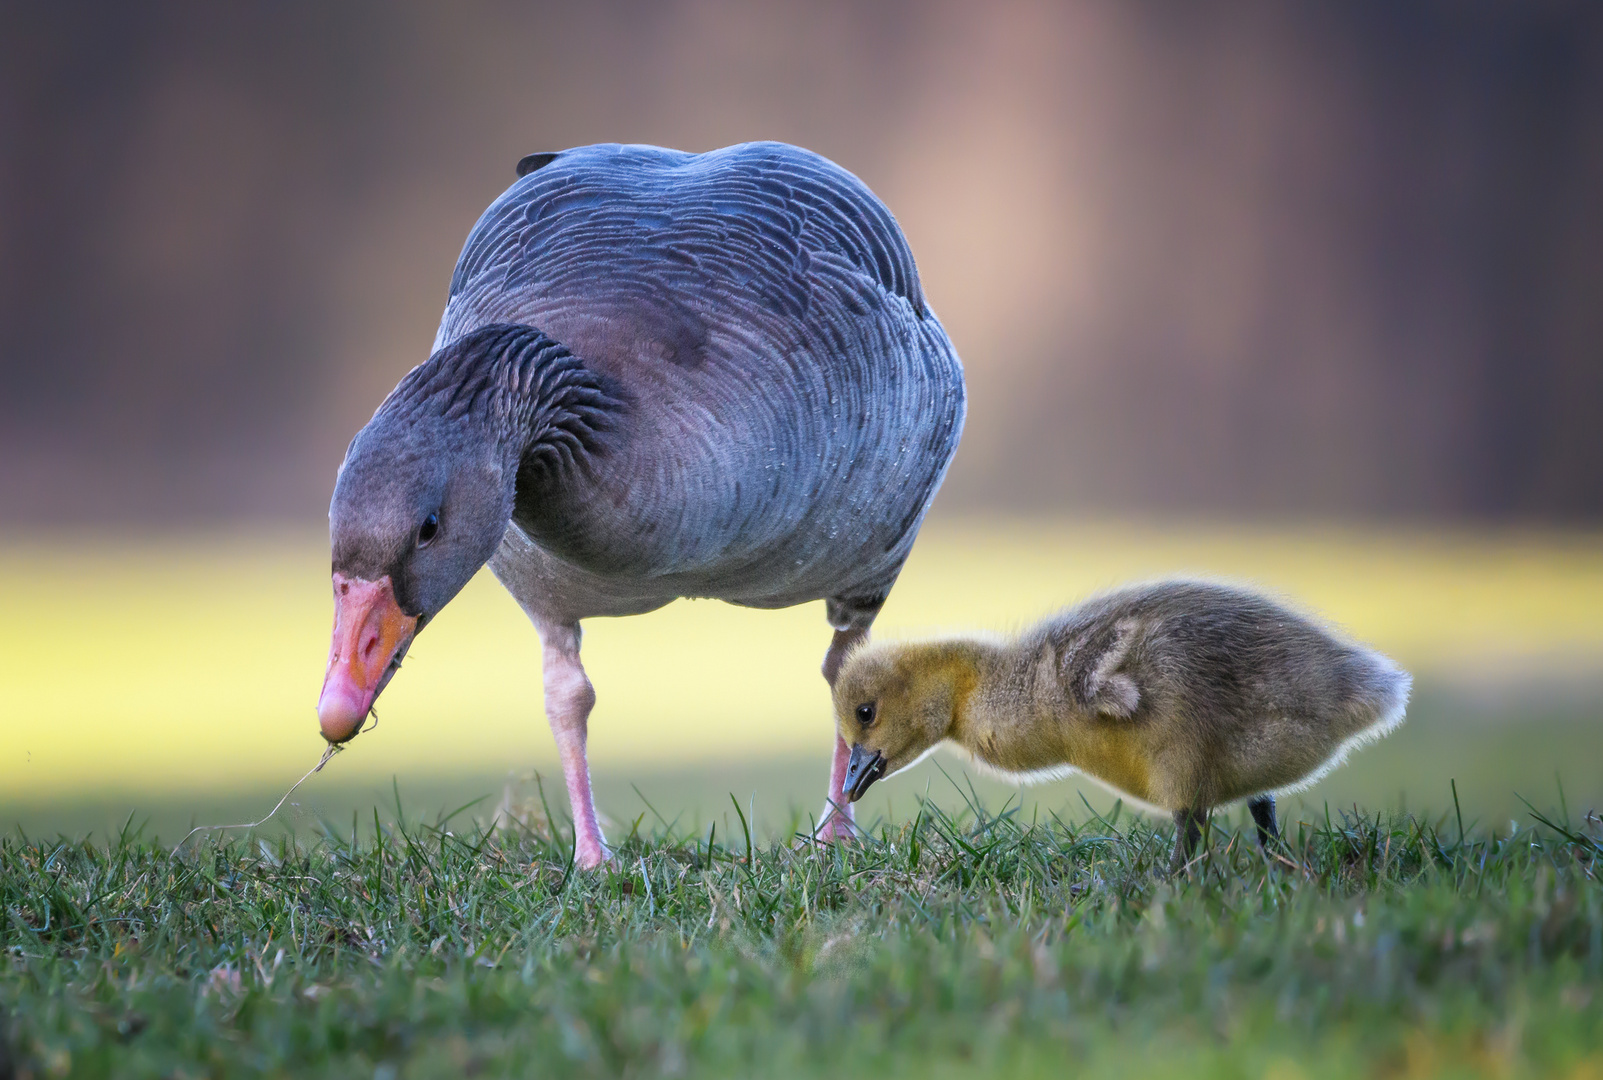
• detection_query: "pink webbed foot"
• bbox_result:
[813,731,860,844]
[813,807,858,845]
[573,836,612,870]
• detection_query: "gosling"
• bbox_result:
[833,580,1411,874]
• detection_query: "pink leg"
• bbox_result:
[537,621,609,868]
[816,625,868,842]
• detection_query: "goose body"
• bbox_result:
[441,142,961,620]
[318,142,966,866]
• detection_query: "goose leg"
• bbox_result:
[1248,794,1279,849]
[1169,808,1208,876]
[817,624,870,842]
[537,620,609,868]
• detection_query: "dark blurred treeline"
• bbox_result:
[3,1,1601,525]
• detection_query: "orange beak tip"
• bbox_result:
[317,573,417,747]
[316,689,367,744]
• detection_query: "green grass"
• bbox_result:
[4,791,1602,1079]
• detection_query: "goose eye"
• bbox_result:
[855,702,876,726]
[417,512,440,547]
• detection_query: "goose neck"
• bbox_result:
[487,329,623,477]
[388,322,623,474]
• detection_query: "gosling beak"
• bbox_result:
[316,573,418,744]
[842,745,888,803]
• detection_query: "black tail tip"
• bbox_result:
[516,151,561,177]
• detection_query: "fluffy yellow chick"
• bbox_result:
[833,580,1411,873]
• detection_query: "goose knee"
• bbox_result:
[544,669,596,727]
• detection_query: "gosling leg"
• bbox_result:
[1169,808,1208,875]
[1248,794,1280,850]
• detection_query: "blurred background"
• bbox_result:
[3,0,1601,844]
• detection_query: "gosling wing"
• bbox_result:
[1053,617,1142,720]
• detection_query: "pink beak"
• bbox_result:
[316,573,418,744]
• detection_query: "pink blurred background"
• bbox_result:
[5,0,1602,528]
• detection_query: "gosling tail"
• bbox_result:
[1340,647,1413,747]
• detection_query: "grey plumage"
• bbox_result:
[833,580,1411,874]
[433,142,964,619]
[322,142,966,866]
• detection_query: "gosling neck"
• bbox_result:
[926,638,1006,746]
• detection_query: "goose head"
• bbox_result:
[315,323,618,744]
[318,407,514,744]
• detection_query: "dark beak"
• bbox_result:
[842,745,888,803]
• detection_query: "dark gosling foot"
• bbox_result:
[1248,794,1280,850]
[1168,808,1207,876]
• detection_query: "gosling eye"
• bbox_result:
[417,512,440,548]
[855,702,876,726]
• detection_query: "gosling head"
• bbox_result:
[833,642,970,802]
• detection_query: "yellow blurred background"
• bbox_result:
[4,3,1603,840]
[6,517,1601,840]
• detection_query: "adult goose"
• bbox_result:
[317,142,966,867]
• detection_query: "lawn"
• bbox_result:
[3,794,1601,1078]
